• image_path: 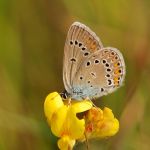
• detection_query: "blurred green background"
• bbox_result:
[0,0,150,149]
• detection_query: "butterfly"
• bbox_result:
[61,22,125,100]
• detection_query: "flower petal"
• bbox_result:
[58,136,75,150]
[51,104,85,139]
[65,106,85,139]
[51,105,68,137]
[103,107,114,119]
[44,92,64,121]
[71,100,93,113]
[83,107,119,139]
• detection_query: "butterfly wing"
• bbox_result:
[72,47,126,99]
[63,22,103,94]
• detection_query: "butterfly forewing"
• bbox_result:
[63,22,103,94]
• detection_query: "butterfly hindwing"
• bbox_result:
[72,47,125,99]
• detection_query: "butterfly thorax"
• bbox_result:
[69,86,102,100]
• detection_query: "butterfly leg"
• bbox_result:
[67,98,72,106]
[84,96,97,107]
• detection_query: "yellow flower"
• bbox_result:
[44,92,119,150]
[82,107,119,140]
[44,92,92,150]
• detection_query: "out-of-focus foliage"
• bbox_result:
[0,0,150,150]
